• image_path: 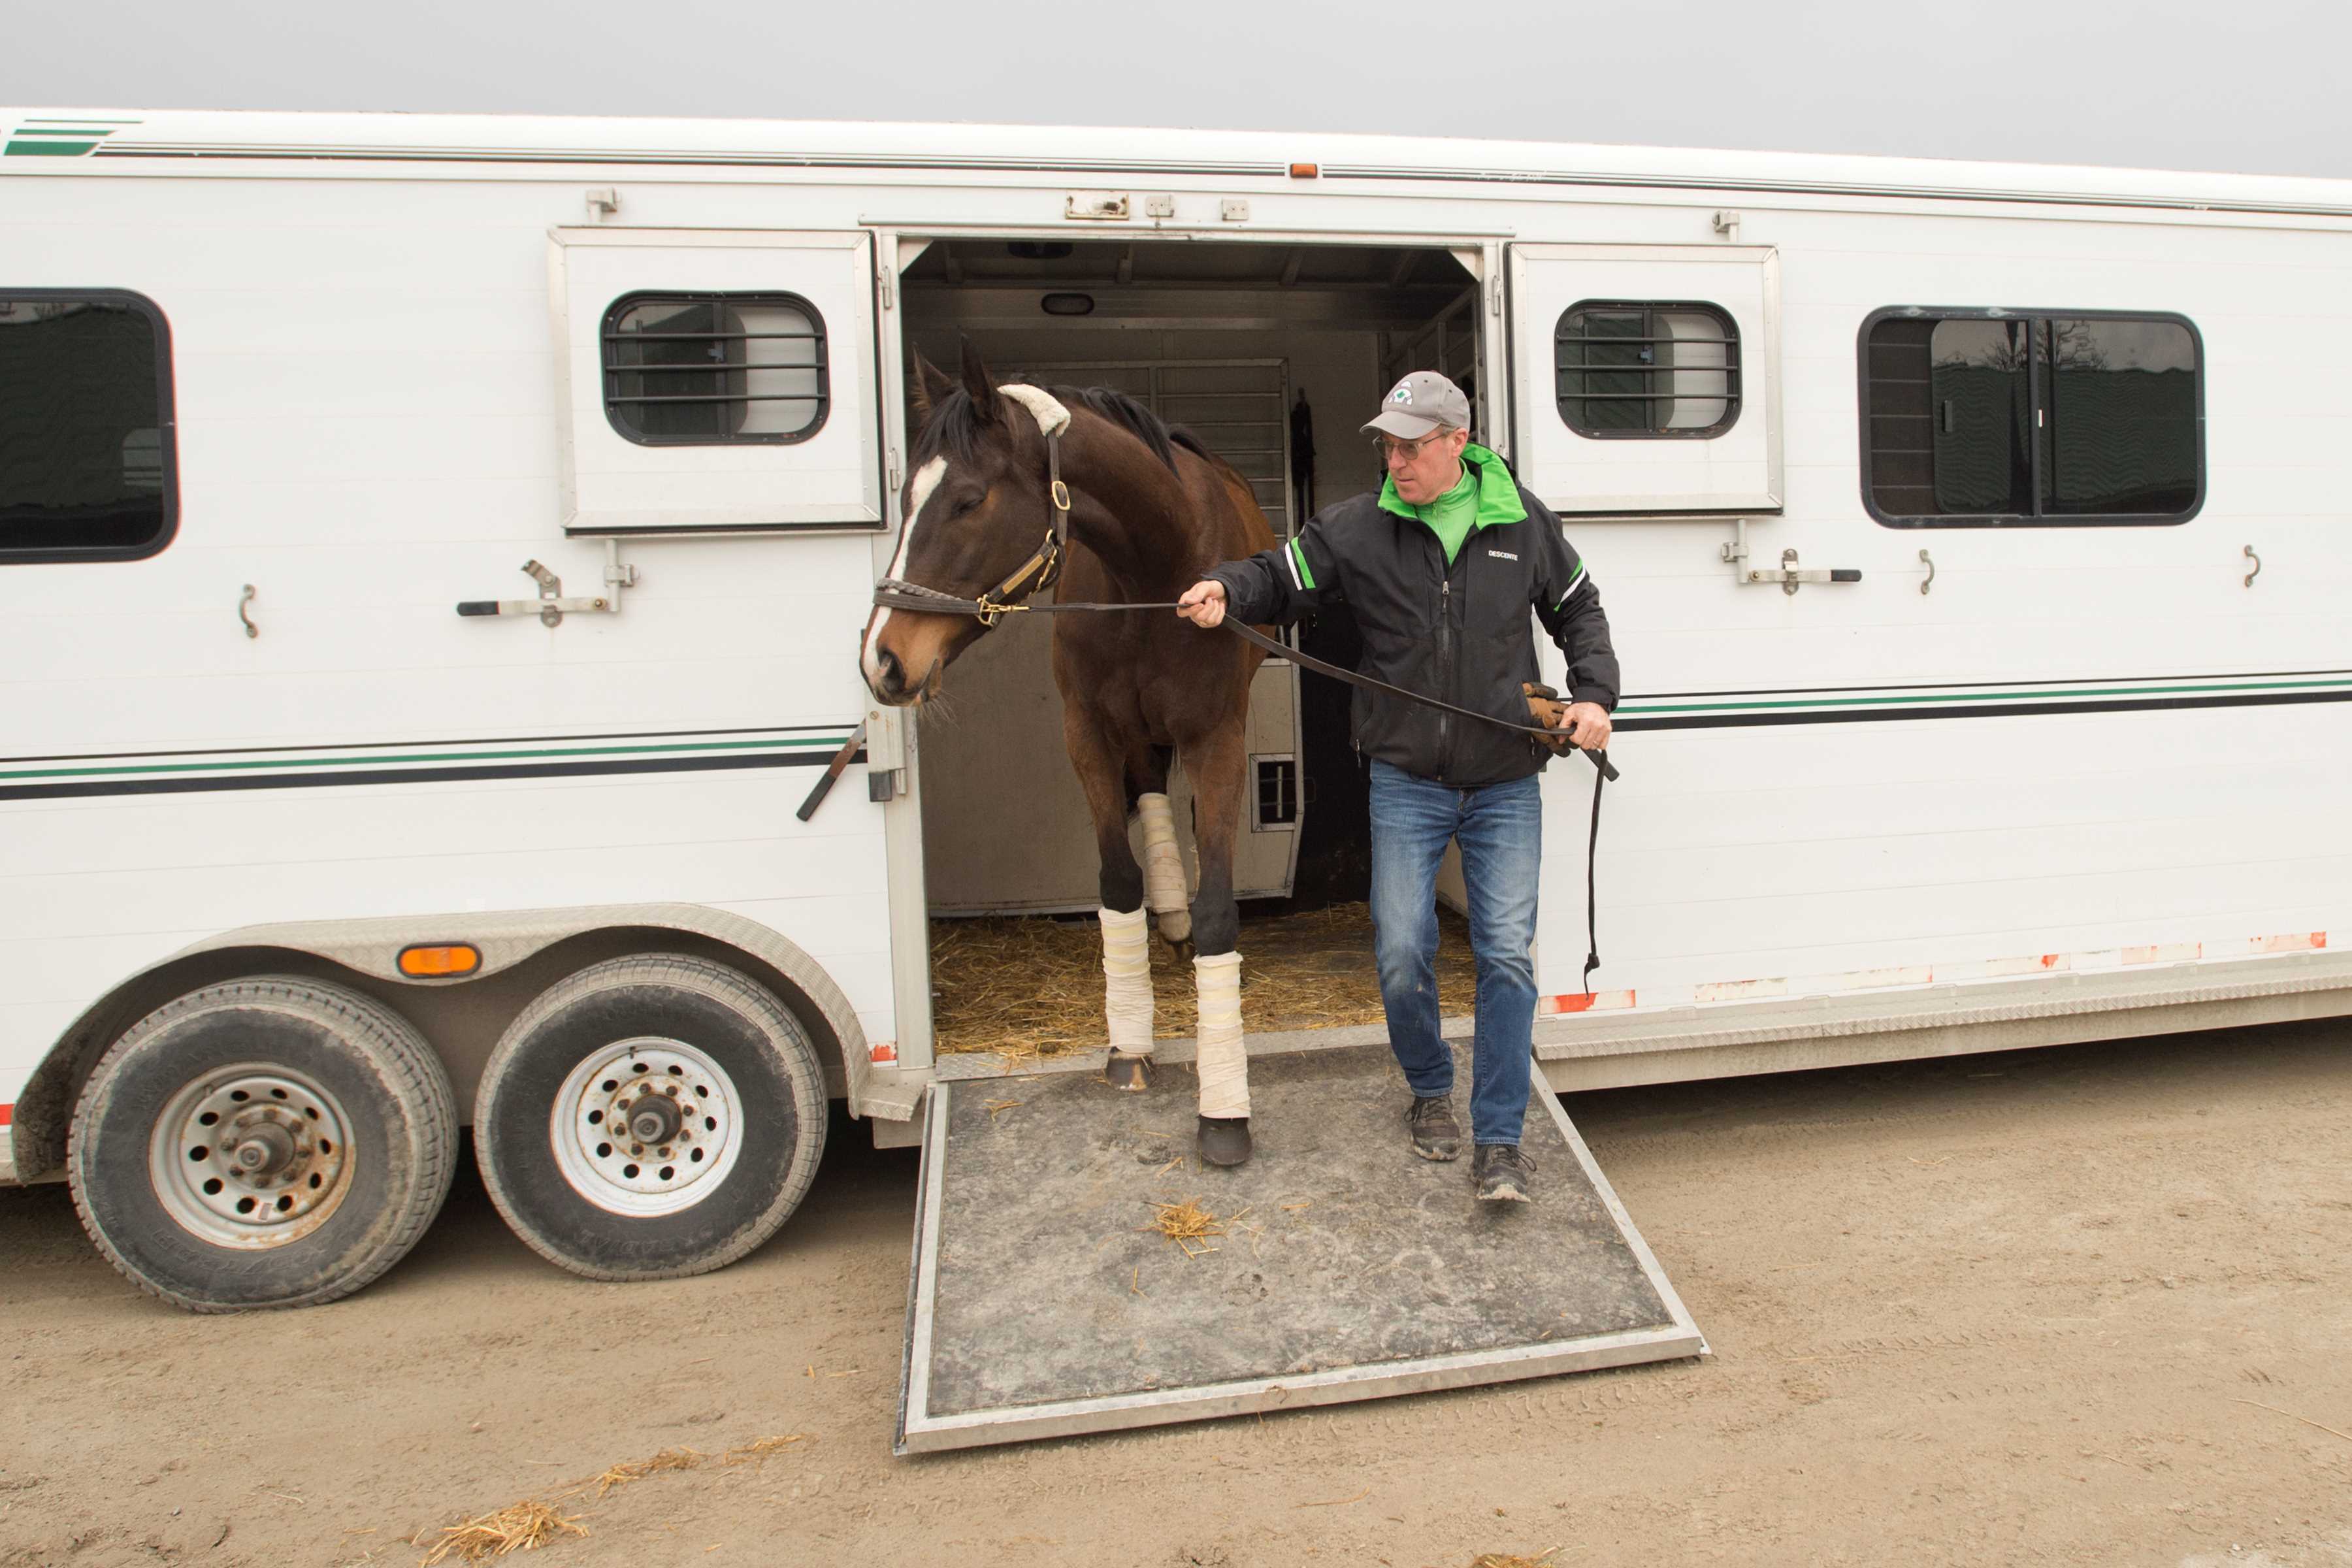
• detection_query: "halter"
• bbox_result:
[872,395,1074,629]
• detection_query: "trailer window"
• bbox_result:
[1860,308,2202,527]
[1554,302,1739,438]
[0,291,176,563]
[601,291,829,446]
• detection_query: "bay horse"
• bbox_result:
[859,342,1275,1167]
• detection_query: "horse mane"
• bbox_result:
[910,380,1213,479]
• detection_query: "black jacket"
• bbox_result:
[1207,450,1618,788]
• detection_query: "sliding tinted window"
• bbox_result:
[2038,318,2200,516]
[0,291,176,563]
[1859,307,2202,527]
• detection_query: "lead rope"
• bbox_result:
[870,504,1620,990]
[1582,760,1604,1000]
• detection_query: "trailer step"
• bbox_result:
[896,1040,1705,1454]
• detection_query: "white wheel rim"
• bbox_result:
[147,1062,355,1249]
[549,1036,745,1218]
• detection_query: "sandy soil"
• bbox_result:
[3,1020,2348,1568]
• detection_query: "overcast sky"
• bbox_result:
[7,0,2342,181]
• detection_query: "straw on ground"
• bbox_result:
[930,901,1479,1056]
[1146,1198,1227,1260]
[419,1501,586,1564]
[589,1446,702,1499]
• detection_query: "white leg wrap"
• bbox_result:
[1192,951,1249,1119]
[1136,792,1192,944]
[1098,906,1154,1058]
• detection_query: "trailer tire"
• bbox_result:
[67,977,459,1313]
[474,954,825,1282]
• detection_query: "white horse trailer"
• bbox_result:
[5,109,2350,1313]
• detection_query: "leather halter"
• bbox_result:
[872,431,1073,629]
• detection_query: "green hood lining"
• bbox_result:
[1377,443,1529,531]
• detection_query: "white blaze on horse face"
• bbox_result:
[862,455,951,688]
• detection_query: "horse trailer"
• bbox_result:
[5,110,2351,1321]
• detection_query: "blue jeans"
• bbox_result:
[1367,759,1543,1147]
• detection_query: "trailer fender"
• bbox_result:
[12,904,897,1183]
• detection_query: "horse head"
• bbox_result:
[860,340,1070,707]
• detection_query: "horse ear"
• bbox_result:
[909,353,954,424]
[957,336,998,422]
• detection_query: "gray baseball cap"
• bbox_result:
[1362,371,1471,440]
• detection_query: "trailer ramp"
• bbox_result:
[897,1041,1705,1454]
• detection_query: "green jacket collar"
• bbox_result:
[1377,443,1529,530]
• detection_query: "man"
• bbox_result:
[1175,372,1617,1204]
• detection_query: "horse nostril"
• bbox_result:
[875,649,902,692]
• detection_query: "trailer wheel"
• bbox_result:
[67,977,459,1313]
[474,955,826,1282]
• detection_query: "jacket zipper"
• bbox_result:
[1435,575,1453,782]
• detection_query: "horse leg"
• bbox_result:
[1065,707,1156,1090]
[1130,743,1192,951]
[1178,719,1251,1166]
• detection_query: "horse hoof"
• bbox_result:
[1164,937,1196,962]
[1197,1115,1252,1168]
[1104,1053,1154,1092]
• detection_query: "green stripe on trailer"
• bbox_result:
[0,732,854,785]
[1615,674,2352,719]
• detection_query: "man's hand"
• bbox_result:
[1562,701,1612,752]
[1176,580,1228,629]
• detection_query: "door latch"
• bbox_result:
[1721,521,1863,595]
[457,540,637,626]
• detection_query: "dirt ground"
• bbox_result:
[3,1019,2348,1568]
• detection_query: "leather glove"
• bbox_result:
[1522,681,1576,754]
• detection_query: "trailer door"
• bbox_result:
[548,229,883,534]
[1506,244,1780,515]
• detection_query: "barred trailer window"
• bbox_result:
[1554,301,1740,438]
[601,292,828,446]
[1861,308,2202,527]
[0,291,176,563]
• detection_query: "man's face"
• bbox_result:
[1380,425,1469,506]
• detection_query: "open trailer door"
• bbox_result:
[895,1041,1705,1454]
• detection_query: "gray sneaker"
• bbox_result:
[1407,1094,1461,1162]
[1473,1143,1536,1203]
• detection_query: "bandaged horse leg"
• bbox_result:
[1192,951,1250,1164]
[1177,728,1252,1166]
[1098,904,1154,1091]
[1135,791,1192,947]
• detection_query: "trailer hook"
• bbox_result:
[238,584,259,638]
[1918,549,1935,596]
[2243,544,2261,589]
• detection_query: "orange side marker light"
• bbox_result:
[398,943,482,979]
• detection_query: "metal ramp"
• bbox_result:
[896,1041,1707,1454]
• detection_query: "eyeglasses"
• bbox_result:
[1369,431,1454,462]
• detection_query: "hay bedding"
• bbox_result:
[928,899,1480,1056]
